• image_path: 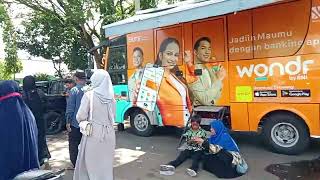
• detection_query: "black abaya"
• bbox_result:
[23,76,51,165]
[202,140,241,179]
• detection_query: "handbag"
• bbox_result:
[79,92,94,136]
[236,158,248,174]
[13,169,65,180]
[79,121,92,136]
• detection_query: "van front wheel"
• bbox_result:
[117,123,125,131]
[263,113,309,155]
[130,110,154,137]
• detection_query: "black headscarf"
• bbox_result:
[22,76,45,116]
[23,75,37,91]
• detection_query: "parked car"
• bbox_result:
[2,79,66,135]
[35,80,66,135]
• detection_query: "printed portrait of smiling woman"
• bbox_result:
[155,37,192,127]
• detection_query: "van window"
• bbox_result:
[108,46,126,70]
[109,72,127,85]
[228,11,253,60]
[107,45,128,85]
[252,0,310,58]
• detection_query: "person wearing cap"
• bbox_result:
[66,70,87,167]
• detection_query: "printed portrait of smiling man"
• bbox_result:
[184,37,226,106]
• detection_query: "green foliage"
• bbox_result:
[0,61,12,80]
[66,41,88,70]
[0,1,6,21]
[11,0,158,71]
[0,1,23,77]
[140,0,158,10]
[34,73,54,81]
[166,0,185,4]
[17,11,87,71]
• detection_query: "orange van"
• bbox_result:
[102,0,320,155]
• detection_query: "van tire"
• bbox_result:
[263,113,309,155]
[130,110,154,137]
[117,123,125,131]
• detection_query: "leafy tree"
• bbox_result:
[17,11,87,77]
[140,0,158,10]
[10,0,158,70]
[0,0,23,79]
[0,61,12,79]
[166,0,181,4]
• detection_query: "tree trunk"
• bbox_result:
[52,59,63,78]
[93,49,103,69]
[79,24,103,69]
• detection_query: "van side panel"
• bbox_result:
[230,103,250,131]
[247,103,320,136]
[113,85,132,123]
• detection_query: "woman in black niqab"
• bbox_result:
[0,80,39,179]
[23,75,51,165]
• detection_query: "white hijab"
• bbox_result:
[90,69,114,103]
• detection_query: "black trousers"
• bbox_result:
[203,150,241,179]
[68,126,82,167]
[168,150,203,172]
[35,116,51,165]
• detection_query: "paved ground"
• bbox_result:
[46,127,320,180]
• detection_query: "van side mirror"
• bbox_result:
[121,91,127,97]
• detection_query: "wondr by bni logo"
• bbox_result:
[236,57,314,78]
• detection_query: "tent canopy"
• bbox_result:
[103,0,284,37]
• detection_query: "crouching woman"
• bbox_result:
[193,120,248,179]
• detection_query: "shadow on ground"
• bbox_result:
[46,125,320,180]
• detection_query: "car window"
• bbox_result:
[49,81,65,95]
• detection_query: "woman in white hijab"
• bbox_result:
[73,69,116,180]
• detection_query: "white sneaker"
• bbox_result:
[186,168,197,177]
[160,170,175,176]
[160,164,175,171]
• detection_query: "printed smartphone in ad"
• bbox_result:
[136,63,164,111]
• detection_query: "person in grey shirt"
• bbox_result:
[65,70,86,167]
